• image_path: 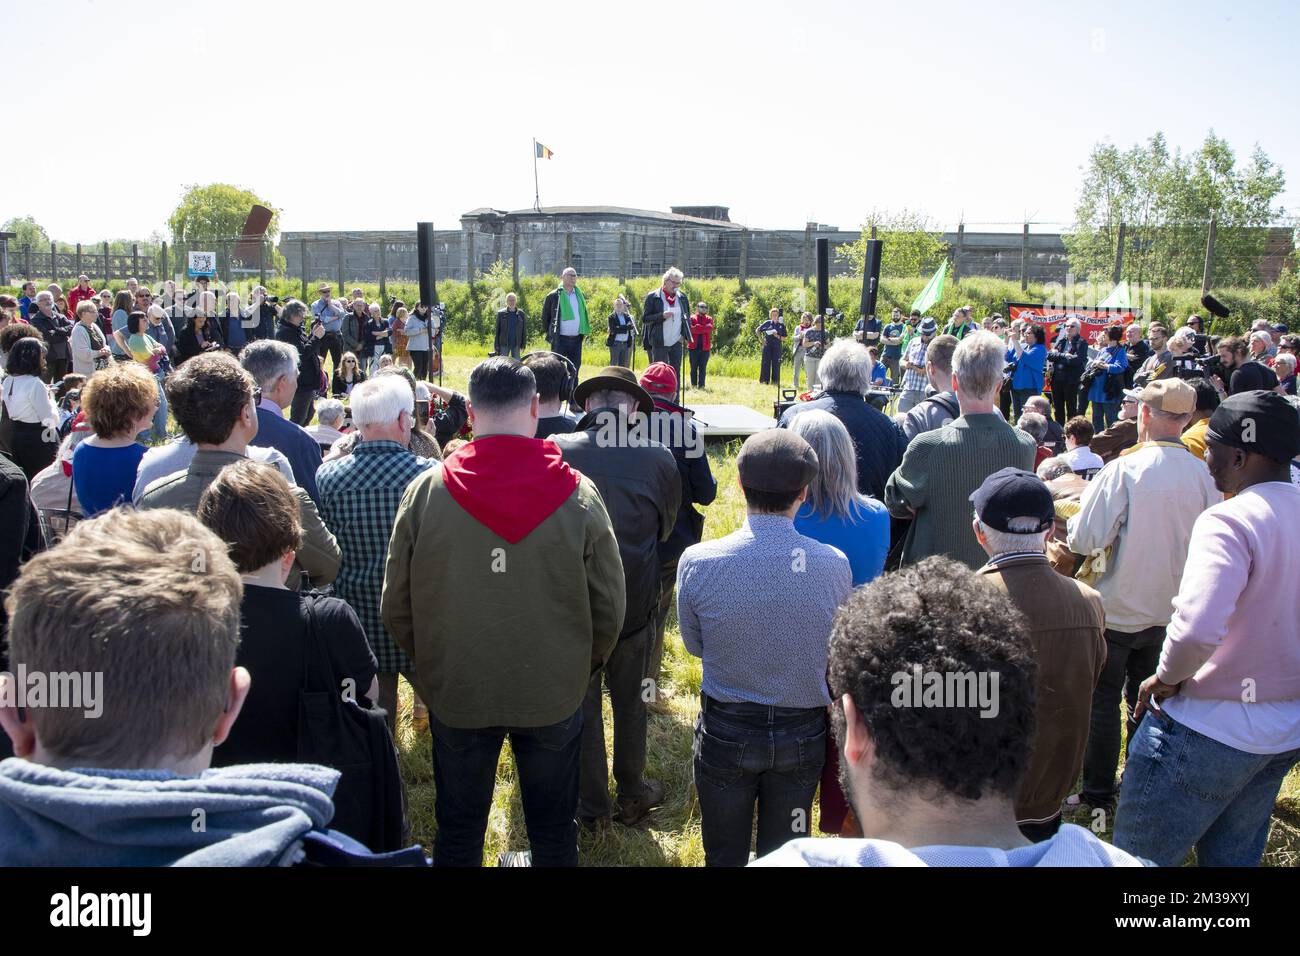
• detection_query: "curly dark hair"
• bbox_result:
[4,336,46,377]
[828,556,1036,804]
[164,352,254,445]
[1,322,43,354]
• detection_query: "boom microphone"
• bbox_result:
[1200,293,1230,319]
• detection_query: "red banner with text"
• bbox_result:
[1004,302,1137,340]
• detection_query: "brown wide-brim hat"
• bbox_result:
[572,365,655,416]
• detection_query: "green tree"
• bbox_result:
[168,183,285,274]
[1066,131,1286,287]
[834,208,948,279]
[2,215,50,249]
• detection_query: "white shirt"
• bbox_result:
[1063,446,1105,473]
[1066,442,1220,632]
[559,290,582,336]
[1163,697,1300,755]
[661,292,682,347]
[1,375,58,425]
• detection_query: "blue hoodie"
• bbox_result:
[0,758,423,867]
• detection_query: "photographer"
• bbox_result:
[1082,326,1129,431]
[250,286,280,341]
[1168,327,1202,380]
[1047,317,1088,423]
[1216,335,1278,396]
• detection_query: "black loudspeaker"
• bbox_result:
[1200,292,1230,318]
[860,239,883,318]
[416,222,437,307]
[816,238,831,316]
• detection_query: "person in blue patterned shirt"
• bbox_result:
[677,428,853,866]
[317,375,435,731]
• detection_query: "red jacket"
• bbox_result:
[67,285,97,316]
[689,312,713,351]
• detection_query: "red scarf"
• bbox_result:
[663,288,676,307]
[440,434,580,544]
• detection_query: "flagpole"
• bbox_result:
[533,139,541,212]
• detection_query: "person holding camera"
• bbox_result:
[1047,317,1088,423]
[311,284,346,374]
[403,304,434,381]
[1082,325,1129,431]
[1006,324,1048,420]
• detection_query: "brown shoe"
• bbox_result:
[615,779,665,827]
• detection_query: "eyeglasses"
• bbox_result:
[252,386,263,404]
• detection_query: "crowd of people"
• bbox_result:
[0,265,1298,869]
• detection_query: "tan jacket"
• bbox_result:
[138,449,340,588]
[978,554,1106,825]
[382,466,624,729]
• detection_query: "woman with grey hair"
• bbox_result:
[306,398,348,454]
[785,409,889,837]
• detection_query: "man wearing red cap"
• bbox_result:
[638,362,717,713]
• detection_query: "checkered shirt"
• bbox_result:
[900,337,929,392]
[317,440,435,673]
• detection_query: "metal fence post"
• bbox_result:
[618,232,627,284]
[739,229,749,288]
[336,236,344,295]
[24,243,32,279]
[1112,221,1126,285]
[161,242,169,282]
[300,238,308,300]
[1200,217,1217,297]
[75,243,83,279]
[1020,222,1029,292]
[133,243,140,281]
[512,225,520,289]
[103,241,111,285]
[378,238,387,306]
[50,241,58,285]
[952,223,965,281]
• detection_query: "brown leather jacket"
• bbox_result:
[978,553,1106,826]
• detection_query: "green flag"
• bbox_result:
[911,260,948,316]
[1098,280,1130,309]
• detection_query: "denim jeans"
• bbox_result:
[429,706,583,867]
[1012,388,1037,420]
[609,343,632,368]
[693,696,827,866]
[688,347,709,387]
[1082,626,1165,808]
[579,622,652,820]
[1092,400,1120,432]
[1114,708,1300,866]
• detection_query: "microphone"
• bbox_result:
[1201,293,1230,318]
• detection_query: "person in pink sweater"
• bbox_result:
[1113,390,1300,866]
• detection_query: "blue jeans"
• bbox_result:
[1092,400,1119,432]
[693,696,826,866]
[429,706,583,867]
[1114,708,1300,866]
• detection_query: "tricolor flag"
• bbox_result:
[535,141,554,160]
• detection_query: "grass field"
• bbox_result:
[384,341,1300,866]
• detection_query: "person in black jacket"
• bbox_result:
[541,268,589,389]
[551,367,681,828]
[1217,336,1279,396]
[637,362,716,715]
[493,293,527,360]
[275,300,325,426]
[29,294,74,382]
[640,268,692,400]
[176,311,224,364]
[607,297,637,368]
[1047,316,1088,423]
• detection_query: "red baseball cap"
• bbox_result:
[639,361,678,397]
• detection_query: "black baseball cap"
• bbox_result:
[970,467,1054,533]
[1205,390,1300,465]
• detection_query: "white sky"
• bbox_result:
[4,0,1296,241]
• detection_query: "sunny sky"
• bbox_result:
[4,0,1297,242]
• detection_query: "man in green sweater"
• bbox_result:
[885,331,1037,569]
[382,357,625,867]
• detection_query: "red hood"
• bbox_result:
[440,434,580,544]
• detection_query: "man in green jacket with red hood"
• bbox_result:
[383,356,625,867]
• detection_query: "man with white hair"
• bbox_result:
[641,267,693,400]
[885,331,1037,569]
[542,267,589,386]
[318,375,435,731]
[1066,378,1220,814]
[494,292,527,360]
[971,467,1106,841]
[780,340,907,500]
[1024,394,1064,452]
[241,338,325,504]
[28,291,73,382]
